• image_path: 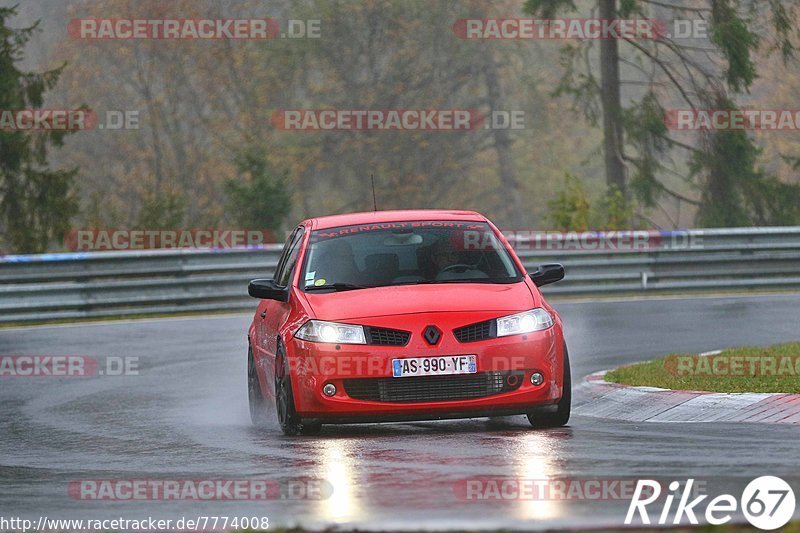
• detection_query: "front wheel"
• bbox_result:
[527,344,571,428]
[274,343,321,436]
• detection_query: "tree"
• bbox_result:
[38,0,608,232]
[546,172,633,230]
[546,173,590,230]
[225,151,291,233]
[598,0,626,199]
[134,188,186,230]
[0,6,78,253]
[478,41,528,225]
[524,0,800,227]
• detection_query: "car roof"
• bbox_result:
[304,209,487,230]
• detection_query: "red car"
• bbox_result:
[247,210,569,435]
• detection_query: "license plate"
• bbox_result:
[392,355,477,378]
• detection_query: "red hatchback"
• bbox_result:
[247,210,569,435]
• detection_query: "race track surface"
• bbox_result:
[1,293,799,530]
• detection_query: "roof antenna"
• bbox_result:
[371,173,378,211]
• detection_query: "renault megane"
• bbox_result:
[246,210,569,435]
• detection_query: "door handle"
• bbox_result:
[260,311,266,319]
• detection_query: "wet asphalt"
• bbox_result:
[1,293,799,530]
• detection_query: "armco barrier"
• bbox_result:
[2,227,800,324]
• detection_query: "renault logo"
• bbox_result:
[423,325,441,345]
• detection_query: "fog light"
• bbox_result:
[322,383,337,397]
[530,372,544,386]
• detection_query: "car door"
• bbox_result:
[258,226,305,397]
[254,229,292,359]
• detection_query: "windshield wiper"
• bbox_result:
[426,278,496,284]
[393,278,516,285]
[304,283,370,292]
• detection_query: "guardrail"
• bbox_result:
[2,226,800,324]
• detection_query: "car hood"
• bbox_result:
[302,282,536,321]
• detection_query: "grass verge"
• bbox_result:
[605,342,800,393]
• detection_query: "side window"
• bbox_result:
[276,228,305,287]
[273,229,298,283]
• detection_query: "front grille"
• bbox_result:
[453,320,495,343]
[365,326,411,346]
[343,371,522,402]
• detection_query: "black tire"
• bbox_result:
[527,344,571,428]
[248,345,270,426]
[274,342,321,436]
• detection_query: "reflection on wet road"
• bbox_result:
[1,293,799,529]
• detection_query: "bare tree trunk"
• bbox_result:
[482,48,527,226]
[598,0,627,198]
[135,83,163,192]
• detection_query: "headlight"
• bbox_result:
[295,320,366,344]
[496,308,553,337]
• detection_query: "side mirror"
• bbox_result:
[530,264,565,287]
[248,279,288,301]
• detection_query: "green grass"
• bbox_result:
[605,342,800,393]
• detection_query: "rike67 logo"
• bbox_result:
[626,476,796,530]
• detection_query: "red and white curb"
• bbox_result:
[574,354,800,425]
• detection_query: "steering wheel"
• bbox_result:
[440,263,473,273]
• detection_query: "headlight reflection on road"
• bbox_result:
[514,432,564,521]
[318,439,359,523]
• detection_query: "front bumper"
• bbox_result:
[285,312,564,420]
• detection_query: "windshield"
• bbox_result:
[301,221,522,290]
